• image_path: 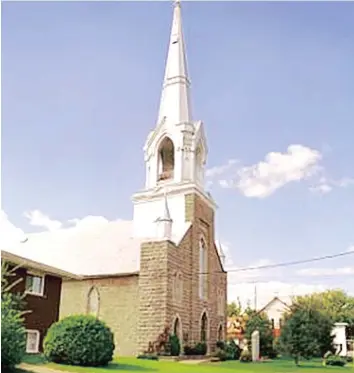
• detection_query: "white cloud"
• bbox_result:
[67,215,110,230]
[206,145,353,198]
[23,210,63,231]
[0,210,27,249]
[347,246,354,253]
[23,211,118,232]
[297,267,354,277]
[206,159,239,178]
[234,145,322,198]
[310,176,354,194]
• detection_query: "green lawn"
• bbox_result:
[20,355,354,373]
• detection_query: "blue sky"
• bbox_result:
[2,1,354,304]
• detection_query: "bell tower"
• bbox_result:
[132,0,216,240]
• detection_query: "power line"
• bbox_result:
[223,250,354,274]
[199,249,354,275]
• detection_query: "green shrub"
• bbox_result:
[169,334,180,356]
[44,315,114,366]
[183,342,207,356]
[239,349,252,363]
[194,342,207,355]
[1,293,26,370]
[325,354,346,367]
[225,340,241,360]
[211,348,227,361]
[216,340,225,350]
[183,345,194,355]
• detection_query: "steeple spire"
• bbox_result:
[154,188,173,239]
[162,189,172,221]
[157,0,192,126]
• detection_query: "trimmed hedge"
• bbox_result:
[44,315,115,366]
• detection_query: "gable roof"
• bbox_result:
[257,296,290,314]
[4,219,192,277]
[1,250,80,279]
[4,220,143,276]
[214,241,226,273]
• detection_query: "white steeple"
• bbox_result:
[155,190,173,239]
[158,0,191,126]
[132,1,216,240]
[143,0,208,190]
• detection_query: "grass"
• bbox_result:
[20,355,354,373]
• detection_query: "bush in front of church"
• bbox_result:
[43,315,115,366]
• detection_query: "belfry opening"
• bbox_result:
[158,137,175,181]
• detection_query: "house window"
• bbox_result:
[25,273,44,296]
[26,330,40,353]
[271,318,275,329]
[199,238,208,300]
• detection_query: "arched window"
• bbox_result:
[172,315,183,351]
[173,271,183,304]
[158,137,174,181]
[217,289,224,316]
[174,317,182,339]
[218,323,223,341]
[201,312,208,342]
[199,238,208,299]
[87,286,100,317]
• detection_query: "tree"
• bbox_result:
[1,261,27,370]
[227,298,242,317]
[293,290,354,338]
[244,310,274,357]
[279,305,334,365]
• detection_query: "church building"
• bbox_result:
[5,1,227,356]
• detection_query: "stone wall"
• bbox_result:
[185,192,227,351]
[138,191,227,354]
[137,240,170,353]
[60,275,139,356]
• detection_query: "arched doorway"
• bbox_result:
[201,312,208,342]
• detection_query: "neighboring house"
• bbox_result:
[5,1,227,356]
[258,297,290,337]
[1,250,78,353]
